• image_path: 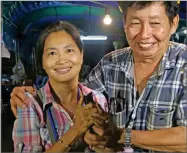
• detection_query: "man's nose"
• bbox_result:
[139,24,152,39]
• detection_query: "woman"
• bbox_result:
[13,21,108,152]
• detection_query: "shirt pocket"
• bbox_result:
[111,109,127,128]
[110,97,133,128]
[146,106,175,130]
[111,109,133,128]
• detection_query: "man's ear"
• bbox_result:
[122,17,126,33]
[171,15,179,35]
[123,21,127,33]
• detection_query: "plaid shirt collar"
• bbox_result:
[39,81,53,110]
[158,43,177,75]
[121,42,178,82]
[39,81,92,111]
[117,47,134,84]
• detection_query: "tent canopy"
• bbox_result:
[2,1,124,61]
[2,1,186,64]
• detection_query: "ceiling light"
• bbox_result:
[80,35,107,40]
[103,9,112,25]
[103,15,112,25]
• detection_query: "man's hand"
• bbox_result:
[84,102,121,149]
[84,125,124,153]
[10,86,36,118]
[84,119,124,152]
[90,146,115,153]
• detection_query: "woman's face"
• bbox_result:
[42,30,83,83]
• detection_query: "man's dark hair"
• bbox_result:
[36,21,84,75]
[118,1,179,25]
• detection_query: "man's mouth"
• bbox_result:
[55,67,71,74]
[139,42,155,49]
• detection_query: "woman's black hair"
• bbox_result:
[36,21,84,76]
[118,1,179,25]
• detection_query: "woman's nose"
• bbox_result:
[56,53,68,64]
[56,60,68,65]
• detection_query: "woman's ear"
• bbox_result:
[171,15,179,35]
[80,51,84,64]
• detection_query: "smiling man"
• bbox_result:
[83,1,187,152]
[10,1,187,152]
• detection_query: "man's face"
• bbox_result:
[124,2,179,58]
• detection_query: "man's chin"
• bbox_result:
[134,48,158,58]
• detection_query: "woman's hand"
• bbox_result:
[73,96,98,135]
[10,86,36,118]
[92,103,109,127]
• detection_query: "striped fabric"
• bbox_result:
[13,82,108,152]
[84,41,187,152]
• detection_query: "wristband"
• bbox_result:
[123,127,134,153]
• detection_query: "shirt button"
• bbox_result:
[160,110,167,113]
[132,114,136,119]
[18,143,23,148]
[17,142,23,152]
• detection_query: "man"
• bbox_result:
[10,1,187,152]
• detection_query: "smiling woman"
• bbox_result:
[41,27,83,84]
[12,21,108,152]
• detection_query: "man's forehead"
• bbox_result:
[128,2,164,10]
[126,2,166,16]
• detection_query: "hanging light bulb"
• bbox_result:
[103,8,112,25]
[103,15,112,25]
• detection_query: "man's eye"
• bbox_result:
[151,22,160,25]
[131,22,141,27]
[48,52,56,56]
[132,22,140,25]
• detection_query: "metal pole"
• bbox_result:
[3,15,18,29]
[89,6,91,34]
[14,39,17,64]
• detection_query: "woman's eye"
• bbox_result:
[48,52,56,56]
[66,49,74,53]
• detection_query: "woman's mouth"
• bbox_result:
[55,67,71,74]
